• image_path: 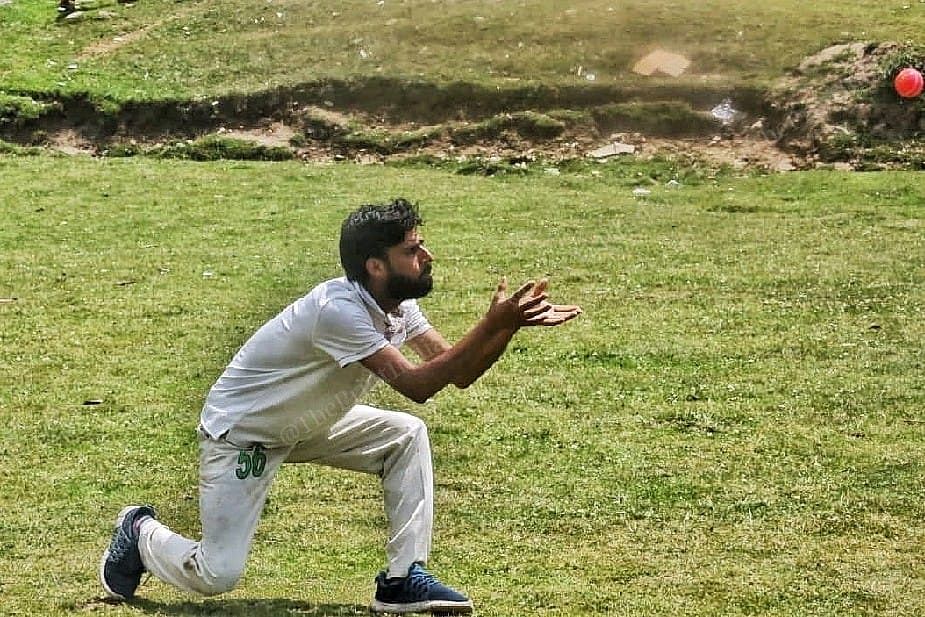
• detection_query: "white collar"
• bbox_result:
[349,279,404,321]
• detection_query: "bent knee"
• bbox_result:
[200,571,241,596]
[191,561,244,596]
[393,412,428,441]
[396,411,426,432]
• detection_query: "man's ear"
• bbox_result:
[365,256,387,281]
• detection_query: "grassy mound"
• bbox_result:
[767,42,925,169]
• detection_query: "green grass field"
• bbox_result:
[2,154,924,615]
[2,0,925,614]
[2,0,924,103]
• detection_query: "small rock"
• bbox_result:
[632,187,651,198]
[775,159,796,172]
[746,119,767,137]
[588,142,635,159]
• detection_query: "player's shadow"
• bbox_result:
[131,597,369,616]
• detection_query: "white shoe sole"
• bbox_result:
[370,598,474,614]
[98,505,141,600]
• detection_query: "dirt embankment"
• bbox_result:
[1,43,922,169]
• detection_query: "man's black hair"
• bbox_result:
[339,198,423,284]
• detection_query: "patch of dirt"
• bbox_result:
[76,4,199,61]
[47,128,95,155]
[642,135,799,171]
[78,24,158,61]
[220,122,297,149]
[264,123,796,172]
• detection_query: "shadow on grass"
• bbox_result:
[130,597,369,616]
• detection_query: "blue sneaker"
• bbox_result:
[371,562,473,614]
[98,505,157,600]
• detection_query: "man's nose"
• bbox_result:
[420,246,434,262]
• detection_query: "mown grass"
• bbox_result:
[1,154,924,616]
[1,0,923,103]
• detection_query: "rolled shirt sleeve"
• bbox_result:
[401,299,433,341]
[313,298,389,367]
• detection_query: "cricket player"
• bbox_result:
[99,198,581,614]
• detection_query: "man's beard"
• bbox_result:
[386,264,433,301]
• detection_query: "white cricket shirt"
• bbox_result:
[200,277,432,446]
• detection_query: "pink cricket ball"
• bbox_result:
[894,67,924,99]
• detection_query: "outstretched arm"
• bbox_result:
[361,279,581,403]
[449,278,581,387]
[406,329,452,362]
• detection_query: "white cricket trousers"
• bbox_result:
[137,404,434,595]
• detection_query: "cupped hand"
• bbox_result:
[489,277,582,328]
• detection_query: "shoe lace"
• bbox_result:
[107,508,150,572]
[407,565,439,595]
[109,529,133,562]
